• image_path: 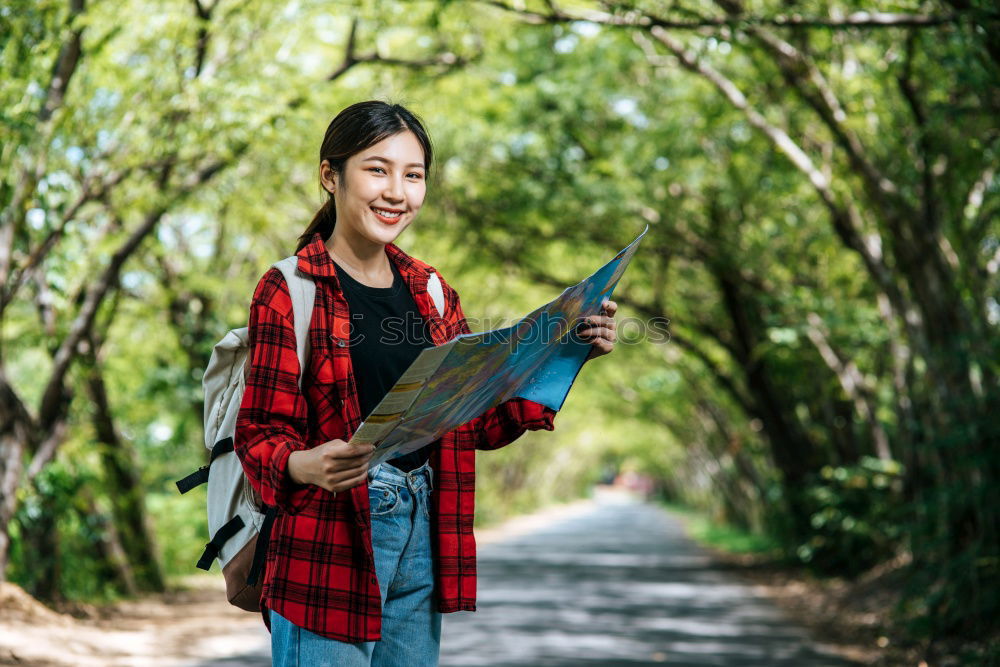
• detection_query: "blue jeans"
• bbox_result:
[270,460,442,666]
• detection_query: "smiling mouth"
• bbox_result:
[371,207,404,224]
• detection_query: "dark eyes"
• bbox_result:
[367,167,423,179]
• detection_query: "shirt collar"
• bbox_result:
[295,232,437,289]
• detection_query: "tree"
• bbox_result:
[0,0,470,588]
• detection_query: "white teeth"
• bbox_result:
[373,207,402,218]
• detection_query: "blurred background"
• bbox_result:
[1,0,997,663]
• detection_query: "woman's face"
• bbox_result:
[323,130,427,248]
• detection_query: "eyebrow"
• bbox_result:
[361,155,426,169]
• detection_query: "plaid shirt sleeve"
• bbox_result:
[442,279,558,451]
[234,269,319,514]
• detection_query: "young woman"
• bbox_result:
[234,100,617,667]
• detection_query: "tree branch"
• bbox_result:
[485,1,964,30]
[191,0,220,78]
[803,311,892,460]
[326,17,467,82]
[35,154,229,429]
[667,330,756,417]
[0,168,130,316]
[0,369,36,444]
[711,0,916,227]
[633,28,915,336]
[39,0,86,124]
[0,0,87,290]
[897,31,937,231]
[36,203,165,427]
[966,165,997,244]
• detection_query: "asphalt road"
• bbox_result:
[192,489,855,667]
[439,490,854,666]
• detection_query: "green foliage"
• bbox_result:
[147,489,208,580]
[9,461,123,602]
[660,501,783,556]
[797,457,906,575]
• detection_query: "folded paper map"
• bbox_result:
[353,225,649,466]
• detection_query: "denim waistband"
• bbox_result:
[368,459,433,493]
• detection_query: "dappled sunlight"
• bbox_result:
[442,493,855,666]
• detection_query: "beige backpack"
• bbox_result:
[176,256,444,611]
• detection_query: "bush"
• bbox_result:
[795,456,905,575]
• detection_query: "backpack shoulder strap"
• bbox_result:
[427,270,445,318]
[272,256,316,390]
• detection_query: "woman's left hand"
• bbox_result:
[578,300,617,362]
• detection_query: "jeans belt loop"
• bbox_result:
[405,467,429,493]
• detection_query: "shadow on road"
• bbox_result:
[193,489,857,666]
[441,489,857,666]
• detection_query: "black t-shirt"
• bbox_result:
[332,258,436,472]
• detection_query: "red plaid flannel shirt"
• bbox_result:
[234,232,557,641]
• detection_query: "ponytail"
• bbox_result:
[296,197,336,252]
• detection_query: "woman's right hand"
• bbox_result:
[287,440,375,493]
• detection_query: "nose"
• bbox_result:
[382,174,404,204]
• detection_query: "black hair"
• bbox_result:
[296,100,434,252]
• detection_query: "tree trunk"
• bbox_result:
[0,373,34,580]
[714,270,821,539]
[84,346,165,593]
[80,489,138,596]
[15,483,61,601]
[0,436,25,581]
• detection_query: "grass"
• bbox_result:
[657,500,783,557]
